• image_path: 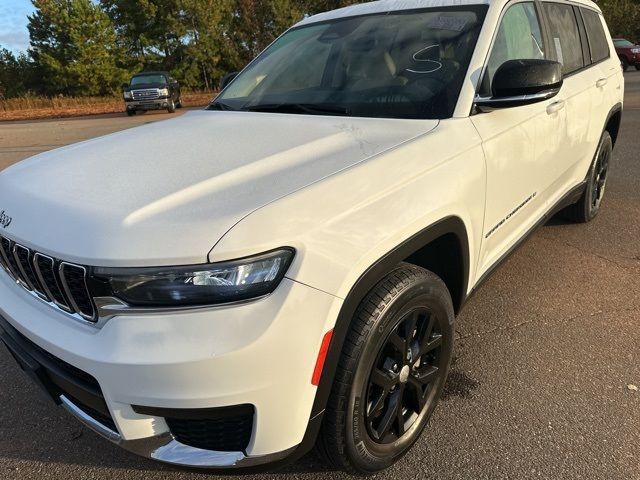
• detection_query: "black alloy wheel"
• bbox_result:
[366,307,443,444]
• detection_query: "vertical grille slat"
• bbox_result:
[60,263,96,321]
[0,236,97,323]
[1,238,28,286]
[33,253,72,312]
[14,245,48,300]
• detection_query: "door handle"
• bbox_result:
[596,78,608,88]
[546,100,565,115]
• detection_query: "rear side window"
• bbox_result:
[543,2,584,75]
[581,8,610,63]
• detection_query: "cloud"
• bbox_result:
[0,1,34,54]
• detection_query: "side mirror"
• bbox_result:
[220,72,239,90]
[475,59,563,111]
[121,83,129,90]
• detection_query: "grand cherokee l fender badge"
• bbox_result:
[0,210,12,229]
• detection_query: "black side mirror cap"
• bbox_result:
[475,59,563,111]
[220,72,239,90]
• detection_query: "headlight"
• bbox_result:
[632,48,640,54]
[93,249,294,307]
[158,88,169,96]
[123,91,132,99]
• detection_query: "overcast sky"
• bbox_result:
[0,0,35,54]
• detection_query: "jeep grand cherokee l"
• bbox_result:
[0,0,623,474]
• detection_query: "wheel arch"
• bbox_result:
[289,216,470,462]
[604,103,623,147]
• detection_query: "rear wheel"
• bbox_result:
[562,130,612,223]
[318,264,454,474]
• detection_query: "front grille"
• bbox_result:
[132,89,160,101]
[0,235,96,321]
[166,412,254,452]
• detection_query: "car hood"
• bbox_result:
[0,110,437,266]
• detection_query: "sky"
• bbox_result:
[0,0,35,54]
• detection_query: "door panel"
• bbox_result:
[472,1,562,277]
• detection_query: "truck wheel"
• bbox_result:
[318,264,454,474]
[563,130,613,223]
[176,98,183,108]
[126,109,136,117]
[636,65,640,71]
[167,100,176,113]
[620,57,629,71]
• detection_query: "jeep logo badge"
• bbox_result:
[0,210,12,229]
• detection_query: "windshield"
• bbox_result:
[131,74,167,86]
[211,6,487,120]
[614,39,635,47]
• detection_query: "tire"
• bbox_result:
[176,98,183,108]
[167,99,176,113]
[635,65,640,71]
[318,264,454,474]
[562,130,613,223]
[126,109,136,116]
[620,56,629,71]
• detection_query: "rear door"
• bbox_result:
[539,2,594,197]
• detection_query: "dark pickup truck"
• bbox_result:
[122,72,182,115]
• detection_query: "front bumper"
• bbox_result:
[125,98,170,111]
[0,269,341,468]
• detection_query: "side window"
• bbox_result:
[543,2,584,75]
[480,2,545,95]
[581,8,610,63]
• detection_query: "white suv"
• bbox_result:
[0,0,623,474]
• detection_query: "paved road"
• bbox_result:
[1,76,639,480]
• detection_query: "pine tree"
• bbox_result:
[28,0,129,96]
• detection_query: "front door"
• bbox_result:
[472,0,564,278]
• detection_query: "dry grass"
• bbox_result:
[0,91,216,122]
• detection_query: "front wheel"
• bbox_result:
[635,64,640,71]
[563,130,613,223]
[318,264,454,474]
[167,99,176,113]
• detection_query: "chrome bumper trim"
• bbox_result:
[60,395,296,468]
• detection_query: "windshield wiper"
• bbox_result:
[243,103,351,116]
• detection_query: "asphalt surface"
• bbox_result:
[0,76,639,480]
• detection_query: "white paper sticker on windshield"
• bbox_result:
[554,37,564,65]
[427,16,467,32]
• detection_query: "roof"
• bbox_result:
[296,0,600,27]
[296,0,490,27]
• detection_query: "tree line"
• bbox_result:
[0,0,359,99]
[1,0,639,99]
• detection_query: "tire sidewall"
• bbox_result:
[583,131,613,221]
[344,276,454,472]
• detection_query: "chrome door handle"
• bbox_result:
[596,78,608,88]
[546,100,565,115]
